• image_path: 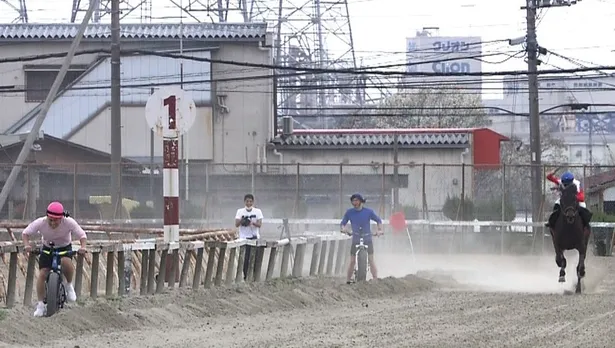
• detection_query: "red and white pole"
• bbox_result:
[145,87,196,243]
[163,137,180,243]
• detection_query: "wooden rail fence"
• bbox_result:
[0,231,351,308]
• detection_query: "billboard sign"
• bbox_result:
[405,36,482,75]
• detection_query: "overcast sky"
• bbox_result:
[0,0,613,97]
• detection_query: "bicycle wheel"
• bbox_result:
[356,249,368,282]
[45,272,61,317]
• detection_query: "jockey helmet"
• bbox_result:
[561,171,575,185]
[350,193,365,203]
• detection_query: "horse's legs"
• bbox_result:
[575,247,586,294]
[577,249,587,278]
[555,250,566,283]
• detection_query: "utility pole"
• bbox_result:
[524,0,542,249]
[523,0,582,250]
[0,0,98,215]
[110,0,122,219]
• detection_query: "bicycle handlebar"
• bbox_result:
[340,230,379,237]
[39,249,77,257]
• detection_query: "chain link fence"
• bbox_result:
[1,162,611,225]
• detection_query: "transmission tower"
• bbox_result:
[1,0,28,23]
[5,0,361,128]
[71,0,362,128]
[70,0,153,23]
[185,0,363,128]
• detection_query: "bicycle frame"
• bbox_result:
[352,228,373,282]
[354,239,369,278]
[39,243,75,315]
[42,248,73,273]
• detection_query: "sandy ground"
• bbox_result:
[1,249,615,348]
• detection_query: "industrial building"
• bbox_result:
[0,22,274,166]
[266,127,509,218]
[484,74,615,166]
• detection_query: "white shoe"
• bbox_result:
[33,302,45,317]
[65,283,77,302]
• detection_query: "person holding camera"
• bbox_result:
[234,194,263,280]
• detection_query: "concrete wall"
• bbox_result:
[69,106,214,159]
[274,147,474,209]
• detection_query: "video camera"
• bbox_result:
[240,214,256,227]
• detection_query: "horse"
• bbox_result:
[549,183,590,294]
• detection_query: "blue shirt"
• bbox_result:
[340,207,382,243]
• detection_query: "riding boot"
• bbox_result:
[579,207,593,227]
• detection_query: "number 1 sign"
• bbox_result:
[144,86,196,243]
[145,86,196,139]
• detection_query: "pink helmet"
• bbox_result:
[46,201,64,219]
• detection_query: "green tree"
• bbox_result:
[474,195,516,221]
[442,195,475,221]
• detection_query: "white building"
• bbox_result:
[484,74,615,166]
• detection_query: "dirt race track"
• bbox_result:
[1,252,615,348]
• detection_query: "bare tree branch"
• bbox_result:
[340,87,492,128]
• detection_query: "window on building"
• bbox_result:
[24,64,87,103]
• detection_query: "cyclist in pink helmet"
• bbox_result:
[22,201,87,317]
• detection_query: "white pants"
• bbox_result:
[555,198,586,208]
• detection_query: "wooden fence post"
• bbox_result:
[214,244,227,287]
[105,249,115,298]
[140,250,149,295]
[90,251,100,298]
[6,251,18,308]
[265,246,278,281]
[192,246,204,290]
[23,253,37,306]
[204,244,217,289]
[225,247,236,286]
[74,253,85,299]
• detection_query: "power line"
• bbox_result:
[2,73,615,95]
[118,49,615,77]
[3,47,615,79]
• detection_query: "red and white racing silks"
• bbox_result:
[546,172,585,204]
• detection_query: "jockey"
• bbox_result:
[545,170,592,229]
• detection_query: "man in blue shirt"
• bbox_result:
[340,193,383,284]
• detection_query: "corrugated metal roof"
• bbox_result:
[11,52,213,138]
[0,23,267,40]
[291,128,478,135]
[276,133,470,147]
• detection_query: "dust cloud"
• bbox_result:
[375,231,608,295]
[1,231,614,348]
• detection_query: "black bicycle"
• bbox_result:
[37,242,76,317]
[342,227,374,283]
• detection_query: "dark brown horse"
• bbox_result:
[550,183,590,294]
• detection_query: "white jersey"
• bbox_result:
[235,207,263,239]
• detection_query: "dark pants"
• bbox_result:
[547,203,593,228]
[242,237,257,281]
[38,244,73,269]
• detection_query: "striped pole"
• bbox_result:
[163,138,180,243]
[145,87,196,243]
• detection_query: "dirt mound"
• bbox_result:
[0,274,436,346]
